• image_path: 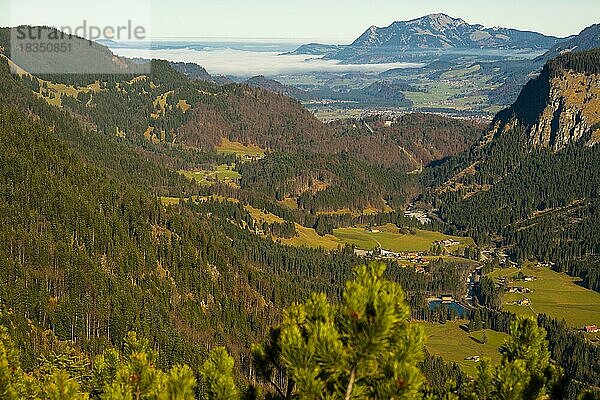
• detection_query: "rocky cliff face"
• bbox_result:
[490,56,600,151]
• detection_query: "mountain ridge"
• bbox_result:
[349,13,556,50]
[537,23,600,63]
[425,50,600,257]
[293,13,565,63]
[490,49,600,150]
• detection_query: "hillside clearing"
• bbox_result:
[487,263,600,329]
[216,138,266,157]
[423,321,507,376]
[332,224,473,253]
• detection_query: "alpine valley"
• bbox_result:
[0,9,600,400]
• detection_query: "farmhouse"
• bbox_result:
[354,249,369,257]
[539,262,555,268]
[465,356,480,362]
[584,325,599,333]
[513,298,531,306]
[242,154,265,162]
[433,239,461,248]
[508,286,532,294]
[380,249,401,259]
[441,294,454,303]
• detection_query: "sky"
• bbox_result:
[2,0,599,43]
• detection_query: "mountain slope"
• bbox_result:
[488,23,600,107]
[539,23,600,63]
[490,49,600,150]
[0,26,143,83]
[350,14,560,51]
[294,14,563,63]
[425,49,600,268]
[170,61,213,81]
[0,56,366,370]
[245,75,312,100]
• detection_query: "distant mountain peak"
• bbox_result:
[413,13,468,28]
[297,14,565,63]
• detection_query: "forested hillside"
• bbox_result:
[2,24,600,399]
[0,27,486,213]
[0,56,358,371]
[238,152,414,212]
[0,52,476,386]
[0,265,569,400]
[424,49,600,292]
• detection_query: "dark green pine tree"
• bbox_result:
[253,262,425,399]
[461,317,564,400]
[200,347,240,400]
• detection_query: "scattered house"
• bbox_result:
[358,247,432,265]
[367,227,381,233]
[354,249,369,257]
[465,356,480,362]
[380,249,401,258]
[434,239,461,248]
[513,298,531,306]
[539,261,555,268]
[523,276,537,282]
[242,154,265,162]
[441,294,454,303]
[508,286,532,294]
[384,120,393,127]
[584,325,599,333]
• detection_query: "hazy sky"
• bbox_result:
[2,0,598,42]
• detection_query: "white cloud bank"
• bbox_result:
[111,47,422,77]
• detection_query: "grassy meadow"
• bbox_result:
[179,164,241,186]
[423,321,508,376]
[487,263,600,329]
[245,205,343,250]
[216,138,266,157]
[332,224,473,253]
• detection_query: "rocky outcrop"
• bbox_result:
[490,57,600,151]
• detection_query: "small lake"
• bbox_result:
[428,300,467,318]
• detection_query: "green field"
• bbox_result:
[282,224,344,250]
[159,196,181,206]
[234,207,474,254]
[215,138,266,157]
[246,205,343,250]
[179,164,241,186]
[440,64,482,79]
[332,224,473,253]
[423,321,508,375]
[278,197,299,210]
[488,264,600,329]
